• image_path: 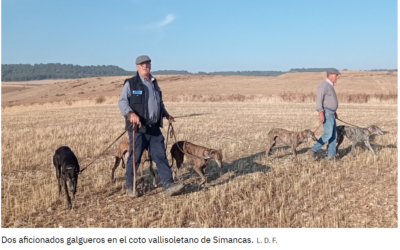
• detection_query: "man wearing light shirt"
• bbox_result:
[308,68,342,163]
[118,55,184,197]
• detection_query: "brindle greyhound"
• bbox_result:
[170,141,223,185]
[53,146,80,209]
[111,141,157,186]
[333,125,385,156]
[265,128,318,159]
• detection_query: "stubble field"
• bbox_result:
[1,71,398,228]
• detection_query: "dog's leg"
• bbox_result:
[55,165,62,195]
[54,155,62,195]
[148,159,158,187]
[171,167,177,182]
[58,176,62,195]
[265,138,276,159]
[72,177,78,201]
[121,153,126,169]
[55,166,62,195]
[193,164,207,185]
[170,155,177,182]
[291,146,298,161]
[351,142,357,157]
[63,179,72,209]
[201,166,208,185]
[292,139,298,157]
[200,165,206,175]
[139,161,144,192]
[111,157,121,183]
[174,152,184,183]
[336,133,344,155]
[265,140,271,159]
[364,140,376,155]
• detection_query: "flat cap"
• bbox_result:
[136,55,151,65]
[326,68,341,75]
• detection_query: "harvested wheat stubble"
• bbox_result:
[1,100,397,228]
[1,71,397,106]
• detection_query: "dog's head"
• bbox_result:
[63,165,79,192]
[367,125,384,136]
[303,129,318,141]
[205,149,223,168]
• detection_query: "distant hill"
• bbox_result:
[1,64,286,81]
[205,70,285,76]
[1,64,396,81]
[289,68,397,73]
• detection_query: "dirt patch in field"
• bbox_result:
[2,86,29,94]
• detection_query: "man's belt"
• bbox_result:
[323,107,336,113]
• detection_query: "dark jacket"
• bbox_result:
[124,73,166,133]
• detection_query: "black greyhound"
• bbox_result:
[53,146,80,209]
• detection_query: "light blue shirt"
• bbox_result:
[139,75,160,124]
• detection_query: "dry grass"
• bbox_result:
[1,72,397,228]
[278,91,398,104]
[2,71,397,106]
[1,100,397,228]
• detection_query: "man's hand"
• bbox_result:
[128,112,141,128]
[166,114,175,123]
[318,111,325,123]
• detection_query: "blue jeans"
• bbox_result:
[126,126,174,190]
[311,113,337,158]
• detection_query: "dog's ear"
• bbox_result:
[367,126,375,133]
[208,150,219,158]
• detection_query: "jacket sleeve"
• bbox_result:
[315,83,326,112]
[118,81,132,116]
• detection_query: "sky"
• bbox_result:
[0,0,398,72]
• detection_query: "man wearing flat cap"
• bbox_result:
[118,55,184,197]
[308,68,342,163]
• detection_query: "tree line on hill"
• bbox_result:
[1,63,135,81]
[1,63,397,81]
[289,68,397,73]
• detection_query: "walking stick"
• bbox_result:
[132,123,137,197]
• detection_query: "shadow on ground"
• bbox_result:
[174,150,271,194]
[337,143,397,158]
[102,140,397,198]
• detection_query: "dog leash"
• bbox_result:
[313,122,322,133]
[165,121,175,153]
[336,118,364,129]
[79,123,132,174]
